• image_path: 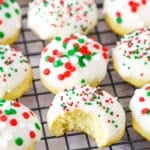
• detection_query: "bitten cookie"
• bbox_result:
[130,84,150,140]
[103,0,150,36]
[0,0,21,44]
[47,85,126,148]
[27,0,98,40]
[0,45,33,100]
[0,99,42,150]
[112,27,150,87]
[40,34,109,94]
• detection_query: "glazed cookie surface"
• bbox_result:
[0,45,33,100]
[28,0,98,40]
[40,34,109,93]
[112,27,150,87]
[103,0,150,35]
[0,0,21,44]
[0,99,42,150]
[47,85,126,148]
[130,84,150,140]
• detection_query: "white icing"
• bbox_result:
[112,27,150,84]
[40,34,109,93]
[0,0,21,43]
[27,0,98,40]
[0,100,42,150]
[0,45,31,97]
[103,0,150,30]
[130,84,150,134]
[47,85,125,146]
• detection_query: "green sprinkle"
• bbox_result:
[67,49,76,56]
[5,12,11,18]
[53,60,63,67]
[4,108,17,115]
[63,43,67,49]
[10,0,16,3]
[15,137,23,146]
[78,57,86,67]
[147,91,150,97]
[14,8,20,15]
[3,2,9,8]
[116,17,122,24]
[35,122,41,130]
[55,36,61,41]
[84,55,91,61]
[0,32,4,39]
[0,67,4,72]
[0,98,5,102]
[112,120,115,124]
[115,125,118,128]
[105,107,110,113]
[78,38,85,43]
[85,102,92,105]
[80,79,86,84]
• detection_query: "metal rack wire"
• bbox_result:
[14,1,150,150]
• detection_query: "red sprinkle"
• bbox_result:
[93,44,100,49]
[0,19,3,25]
[145,86,150,90]
[64,71,71,78]
[102,53,108,59]
[102,46,108,52]
[0,115,7,122]
[42,47,48,53]
[23,112,30,119]
[139,97,145,102]
[58,74,65,80]
[141,108,149,114]
[13,102,21,107]
[48,56,55,63]
[43,68,50,75]
[10,119,17,126]
[30,131,36,139]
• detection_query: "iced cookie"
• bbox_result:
[103,0,150,35]
[0,99,42,150]
[130,84,150,140]
[0,0,21,44]
[28,0,98,40]
[47,85,126,148]
[112,27,150,87]
[40,34,109,93]
[0,45,33,100]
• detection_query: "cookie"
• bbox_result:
[47,85,126,148]
[112,27,150,87]
[130,84,150,140]
[103,0,150,35]
[0,99,42,150]
[40,34,109,93]
[28,0,98,40]
[0,45,33,100]
[0,0,21,44]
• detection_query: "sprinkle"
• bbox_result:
[15,137,23,146]
[29,131,36,139]
[22,112,30,119]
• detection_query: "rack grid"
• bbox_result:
[14,1,150,150]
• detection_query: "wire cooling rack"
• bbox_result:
[13,0,150,150]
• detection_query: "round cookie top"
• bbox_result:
[0,0,21,43]
[0,45,32,98]
[40,34,109,93]
[130,84,150,134]
[113,27,150,87]
[28,0,98,40]
[47,85,125,145]
[0,99,41,150]
[103,0,150,31]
